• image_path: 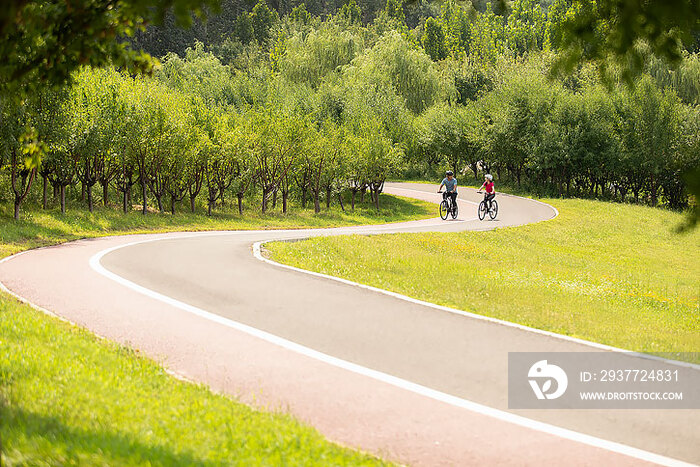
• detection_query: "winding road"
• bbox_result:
[1,182,698,466]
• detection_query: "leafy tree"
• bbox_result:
[338,0,362,25]
[416,102,482,178]
[346,32,442,113]
[251,0,279,45]
[423,17,448,61]
[289,3,312,24]
[385,0,405,22]
[235,12,256,45]
[0,0,220,94]
[279,26,363,86]
[1,99,42,219]
[553,0,700,83]
[439,0,472,58]
[505,0,547,54]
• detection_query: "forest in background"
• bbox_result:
[2,0,699,220]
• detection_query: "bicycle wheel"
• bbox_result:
[489,200,498,219]
[439,200,449,220]
[478,201,487,220]
[451,201,459,219]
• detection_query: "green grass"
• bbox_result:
[1,195,430,466]
[267,197,700,361]
[0,194,433,258]
[0,300,386,466]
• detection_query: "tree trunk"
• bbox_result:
[42,175,48,209]
[171,194,176,215]
[261,188,270,213]
[650,176,658,207]
[60,185,66,214]
[87,184,94,212]
[102,181,109,206]
[123,190,129,214]
[81,181,85,201]
[190,195,196,213]
[272,189,277,209]
[313,192,320,214]
[14,201,20,220]
[301,186,307,208]
[325,187,331,209]
[237,193,243,215]
[338,191,345,212]
[142,180,148,215]
[351,190,356,210]
[282,190,288,213]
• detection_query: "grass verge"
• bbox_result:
[1,195,427,465]
[0,300,386,465]
[0,194,433,257]
[267,197,700,362]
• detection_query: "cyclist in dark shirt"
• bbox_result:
[438,170,458,209]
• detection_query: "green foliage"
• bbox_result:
[552,0,700,84]
[338,0,363,25]
[422,17,448,61]
[251,0,280,45]
[279,26,363,87]
[505,0,547,53]
[415,102,482,176]
[235,11,256,45]
[3,2,700,222]
[346,32,442,113]
[290,3,312,24]
[439,0,473,59]
[385,0,405,22]
[0,0,220,94]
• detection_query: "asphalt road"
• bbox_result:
[2,182,697,466]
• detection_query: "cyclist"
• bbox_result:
[477,174,496,209]
[438,170,458,210]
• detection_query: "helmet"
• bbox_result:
[485,174,493,181]
[446,170,454,176]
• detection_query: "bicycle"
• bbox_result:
[477,191,498,220]
[437,191,459,220]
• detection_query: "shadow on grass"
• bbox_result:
[1,404,217,466]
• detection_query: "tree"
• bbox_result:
[338,0,362,25]
[251,111,304,213]
[251,0,279,45]
[416,102,482,178]
[439,0,472,59]
[346,31,442,113]
[279,26,362,87]
[553,0,700,83]
[0,0,220,94]
[235,12,255,45]
[423,17,448,61]
[385,0,405,22]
